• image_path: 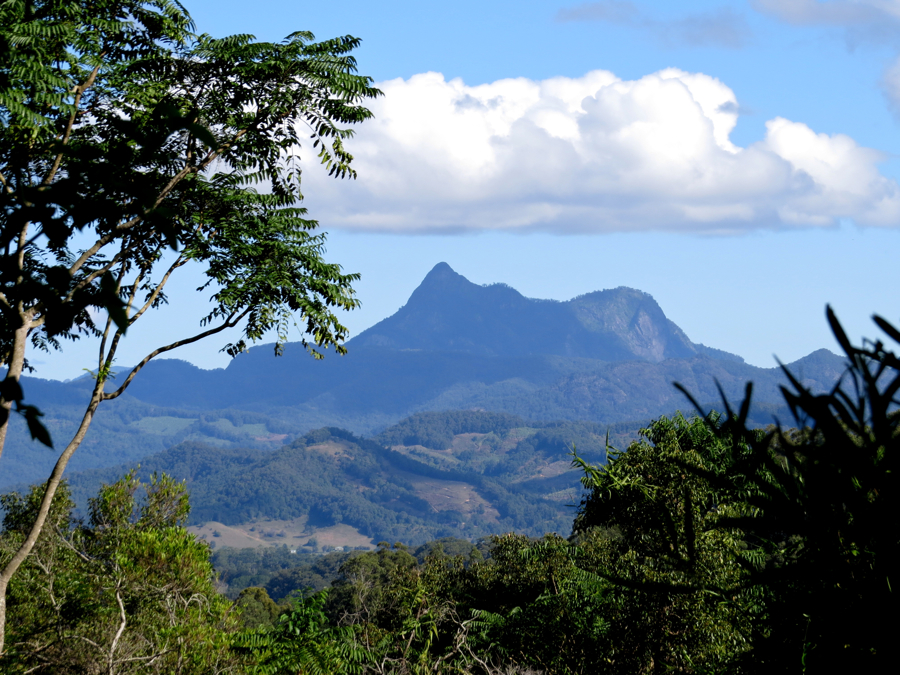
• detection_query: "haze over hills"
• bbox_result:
[2,263,846,489]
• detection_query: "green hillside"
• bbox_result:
[58,412,632,545]
[0,392,311,489]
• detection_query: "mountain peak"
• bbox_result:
[403,263,484,311]
[414,262,470,293]
[349,265,744,364]
[425,261,456,278]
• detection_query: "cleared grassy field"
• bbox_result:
[188,517,374,551]
[132,416,197,435]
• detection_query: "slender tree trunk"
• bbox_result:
[108,587,127,675]
[0,318,33,461]
[0,384,102,656]
[0,314,244,656]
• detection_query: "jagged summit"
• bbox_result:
[404,262,520,308]
[350,263,742,364]
[419,261,461,284]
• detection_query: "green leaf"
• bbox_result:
[826,305,853,356]
[20,404,52,448]
[186,121,217,149]
[873,314,900,346]
[0,378,24,403]
[99,272,129,334]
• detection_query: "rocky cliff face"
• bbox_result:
[351,262,740,364]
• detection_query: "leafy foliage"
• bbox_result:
[211,538,484,601]
[672,307,900,672]
[212,545,337,599]
[451,533,612,674]
[236,590,368,675]
[573,413,759,673]
[264,550,362,602]
[0,472,244,673]
[0,0,377,383]
[233,586,286,630]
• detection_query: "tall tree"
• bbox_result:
[572,414,758,673]
[0,0,380,652]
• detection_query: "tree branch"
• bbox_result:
[127,254,187,326]
[108,587,127,674]
[101,308,251,402]
[97,243,189,386]
[16,220,31,289]
[116,121,257,233]
[97,242,133,371]
[64,634,102,650]
[64,243,133,305]
[68,232,117,280]
[43,61,104,187]
[53,530,93,564]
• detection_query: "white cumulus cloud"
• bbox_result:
[299,69,900,234]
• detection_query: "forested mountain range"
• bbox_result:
[58,412,623,546]
[1,263,846,489]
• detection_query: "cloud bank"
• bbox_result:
[754,1,900,114]
[300,69,900,234]
[754,0,900,32]
[557,2,751,49]
[755,1,900,124]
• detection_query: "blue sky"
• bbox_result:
[32,0,900,378]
